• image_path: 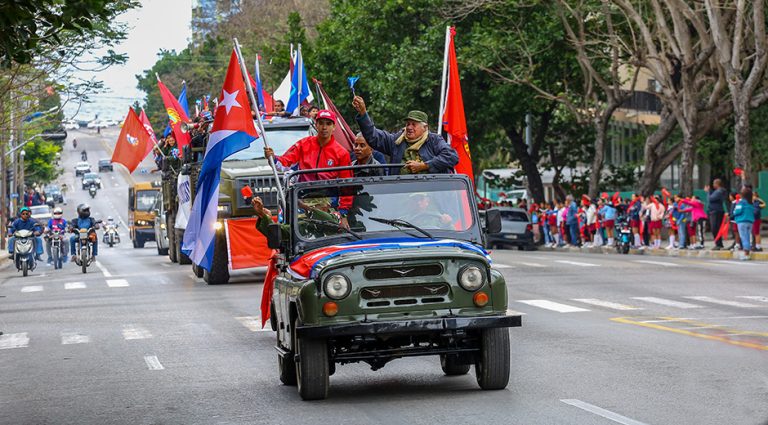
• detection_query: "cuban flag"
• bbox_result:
[182,50,258,271]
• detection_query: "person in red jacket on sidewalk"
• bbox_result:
[263,109,353,226]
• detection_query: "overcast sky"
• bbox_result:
[64,0,192,121]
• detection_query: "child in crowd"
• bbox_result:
[585,198,597,247]
[628,194,643,248]
[599,199,617,246]
[681,196,706,249]
[728,192,742,251]
[645,196,666,249]
[530,204,541,244]
[556,200,565,247]
[753,194,765,252]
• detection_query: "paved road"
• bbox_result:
[1,130,767,425]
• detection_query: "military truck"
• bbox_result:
[162,117,315,284]
[262,166,522,400]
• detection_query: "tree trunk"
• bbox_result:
[588,117,607,199]
[638,111,678,195]
[507,133,546,204]
[679,129,696,196]
[733,103,752,188]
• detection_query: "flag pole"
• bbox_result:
[233,38,286,213]
[437,26,451,134]
[296,43,303,116]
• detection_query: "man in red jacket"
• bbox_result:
[264,109,353,226]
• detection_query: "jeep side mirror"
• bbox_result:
[484,208,502,234]
[266,223,282,250]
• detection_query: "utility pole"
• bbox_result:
[0,97,6,250]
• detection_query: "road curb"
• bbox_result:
[540,245,768,262]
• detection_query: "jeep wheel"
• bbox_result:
[440,354,470,376]
[278,326,297,387]
[294,318,329,400]
[203,231,229,285]
[475,327,510,390]
[192,263,204,278]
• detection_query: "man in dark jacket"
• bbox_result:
[352,95,458,174]
[706,178,728,249]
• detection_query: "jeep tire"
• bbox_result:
[192,263,204,278]
[203,231,229,285]
[294,318,329,400]
[475,327,510,390]
[440,354,471,376]
[278,324,297,386]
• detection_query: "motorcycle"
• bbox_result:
[46,228,66,270]
[615,216,632,255]
[81,150,87,161]
[12,229,37,276]
[103,224,120,247]
[73,226,98,274]
[88,183,98,199]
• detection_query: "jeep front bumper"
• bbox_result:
[295,311,522,338]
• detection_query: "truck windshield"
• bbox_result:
[295,180,475,241]
[135,190,160,212]
[226,129,308,161]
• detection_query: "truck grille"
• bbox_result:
[236,176,279,209]
[364,264,443,280]
[359,283,450,309]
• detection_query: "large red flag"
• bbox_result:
[138,109,158,158]
[157,79,191,153]
[111,108,151,173]
[314,78,355,151]
[441,27,474,185]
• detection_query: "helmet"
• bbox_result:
[53,207,63,218]
[18,206,30,215]
[77,203,91,219]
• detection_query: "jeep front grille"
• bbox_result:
[359,283,449,300]
[236,176,279,209]
[363,264,443,280]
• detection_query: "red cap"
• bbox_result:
[316,109,336,123]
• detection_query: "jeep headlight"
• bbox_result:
[323,273,351,300]
[458,265,485,291]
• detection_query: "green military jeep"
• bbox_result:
[264,166,522,400]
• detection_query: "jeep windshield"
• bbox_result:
[294,178,478,243]
[225,128,308,161]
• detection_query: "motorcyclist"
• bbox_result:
[7,207,44,261]
[73,138,78,149]
[69,203,99,262]
[81,149,87,161]
[102,216,119,243]
[45,207,69,264]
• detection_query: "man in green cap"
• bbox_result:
[352,95,458,174]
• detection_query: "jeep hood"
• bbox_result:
[289,237,491,279]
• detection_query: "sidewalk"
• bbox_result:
[540,243,768,261]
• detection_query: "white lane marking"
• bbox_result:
[160,263,171,267]
[0,333,30,349]
[683,296,760,308]
[736,296,768,303]
[493,263,514,269]
[235,316,271,332]
[122,325,152,340]
[572,299,643,311]
[519,262,545,268]
[106,279,129,288]
[561,399,649,425]
[64,282,86,290]
[555,260,599,267]
[61,332,90,345]
[632,297,703,309]
[21,286,43,293]
[633,260,679,267]
[144,355,165,370]
[94,261,112,277]
[713,260,760,266]
[516,300,590,313]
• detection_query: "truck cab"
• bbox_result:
[128,181,161,248]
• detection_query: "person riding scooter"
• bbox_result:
[81,149,87,161]
[102,216,120,244]
[69,204,99,262]
[45,207,69,264]
[7,207,44,261]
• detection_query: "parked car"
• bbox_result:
[98,159,113,172]
[481,207,535,250]
[30,205,52,222]
[81,172,102,190]
[43,184,63,203]
[74,161,91,177]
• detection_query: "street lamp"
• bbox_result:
[19,149,25,198]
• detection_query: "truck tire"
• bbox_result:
[203,231,229,285]
[132,237,144,249]
[475,327,510,390]
[294,318,329,400]
[177,229,192,265]
[167,214,177,263]
[279,325,297,386]
[192,263,204,278]
[157,245,169,256]
[440,354,471,376]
